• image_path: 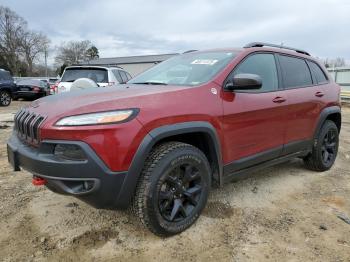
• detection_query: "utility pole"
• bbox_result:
[44,47,48,77]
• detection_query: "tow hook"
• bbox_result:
[32,176,47,186]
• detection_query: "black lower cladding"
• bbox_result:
[7,134,127,209]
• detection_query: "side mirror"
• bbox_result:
[224,73,262,91]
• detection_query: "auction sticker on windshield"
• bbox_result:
[191,59,218,65]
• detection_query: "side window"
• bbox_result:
[279,55,312,88]
[308,61,328,84]
[232,53,278,92]
[125,72,132,80]
[119,71,128,83]
[112,70,123,83]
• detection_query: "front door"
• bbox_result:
[222,53,288,173]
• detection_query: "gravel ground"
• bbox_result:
[0,101,350,262]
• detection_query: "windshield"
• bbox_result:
[129,51,237,86]
[61,68,108,83]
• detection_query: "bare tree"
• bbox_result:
[21,31,50,74]
[0,6,27,74]
[323,57,346,68]
[55,40,93,65]
[0,6,51,76]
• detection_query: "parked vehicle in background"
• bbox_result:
[39,79,51,91]
[57,66,132,93]
[7,42,341,236]
[15,79,50,100]
[0,69,17,106]
[48,78,59,85]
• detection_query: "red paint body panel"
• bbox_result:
[221,90,289,163]
[22,47,340,173]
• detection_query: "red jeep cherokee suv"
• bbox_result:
[7,42,341,236]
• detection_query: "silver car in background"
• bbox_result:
[57,66,132,93]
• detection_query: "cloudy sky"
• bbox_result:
[1,0,350,64]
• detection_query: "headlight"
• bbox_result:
[55,109,138,126]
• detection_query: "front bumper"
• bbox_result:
[7,134,128,209]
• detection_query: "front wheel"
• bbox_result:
[132,142,211,236]
[0,91,11,106]
[304,120,339,171]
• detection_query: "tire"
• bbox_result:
[0,90,11,106]
[132,141,211,236]
[304,120,339,171]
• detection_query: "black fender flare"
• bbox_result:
[115,121,223,208]
[313,106,341,143]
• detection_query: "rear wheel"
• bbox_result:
[0,91,11,106]
[132,142,211,236]
[304,120,339,171]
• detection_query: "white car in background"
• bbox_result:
[57,66,132,93]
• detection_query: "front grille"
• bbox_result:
[14,108,45,144]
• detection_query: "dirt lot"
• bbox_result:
[0,101,350,262]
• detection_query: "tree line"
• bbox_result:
[0,5,99,77]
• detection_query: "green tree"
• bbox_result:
[86,46,99,60]
[56,63,67,77]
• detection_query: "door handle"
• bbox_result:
[315,91,324,97]
[272,96,286,103]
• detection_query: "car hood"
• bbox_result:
[28,84,190,118]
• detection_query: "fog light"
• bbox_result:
[54,144,86,161]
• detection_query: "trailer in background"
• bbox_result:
[327,67,350,102]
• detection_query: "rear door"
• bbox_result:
[277,54,323,154]
[222,53,289,171]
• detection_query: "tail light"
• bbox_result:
[33,86,40,92]
[50,82,59,94]
[54,82,59,93]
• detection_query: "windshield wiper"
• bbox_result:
[132,82,167,85]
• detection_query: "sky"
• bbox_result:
[1,0,350,65]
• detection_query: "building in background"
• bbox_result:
[327,67,350,92]
[83,53,178,77]
[328,67,350,102]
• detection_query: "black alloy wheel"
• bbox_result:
[0,91,11,106]
[133,142,211,236]
[158,163,202,222]
[321,128,337,166]
[304,120,339,171]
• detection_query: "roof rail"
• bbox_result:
[244,42,310,56]
[183,50,198,54]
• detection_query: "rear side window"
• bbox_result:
[308,61,328,84]
[125,72,132,80]
[119,71,128,83]
[232,53,278,92]
[112,70,123,83]
[279,55,312,88]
